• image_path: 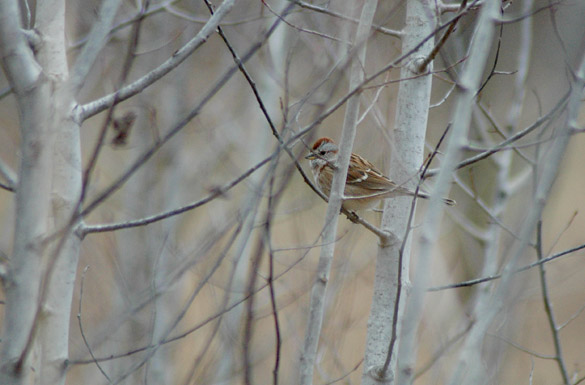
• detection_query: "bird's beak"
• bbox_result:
[305,153,316,160]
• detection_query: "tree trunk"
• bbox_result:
[362,1,435,383]
[0,1,83,384]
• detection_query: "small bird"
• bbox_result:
[305,137,455,211]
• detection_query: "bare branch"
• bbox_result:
[205,0,388,239]
[81,155,270,235]
[70,225,324,366]
[418,0,467,72]
[69,0,123,93]
[263,0,350,44]
[398,1,501,383]
[452,173,523,242]
[290,0,403,38]
[0,2,41,92]
[414,322,473,380]
[322,359,363,385]
[108,220,242,384]
[429,243,585,291]
[76,266,112,383]
[488,333,556,360]
[79,0,238,120]
[425,90,570,177]
[497,1,563,25]
[76,4,290,222]
[559,300,585,330]
[263,180,282,385]
[536,221,571,383]
[300,2,379,382]
[80,1,151,212]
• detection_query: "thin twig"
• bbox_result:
[495,1,562,24]
[291,0,402,38]
[452,173,522,242]
[242,224,265,385]
[181,219,251,385]
[381,124,451,376]
[77,4,290,223]
[69,0,178,50]
[445,207,489,241]
[424,89,570,177]
[363,55,468,91]
[70,226,326,366]
[79,0,238,120]
[536,221,571,384]
[322,359,363,385]
[476,16,503,96]
[418,0,467,72]
[430,83,456,108]
[558,300,585,330]
[262,0,349,44]
[264,174,282,385]
[81,155,271,235]
[429,242,585,291]
[477,101,534,164]
[299,1,379,381]
[487,332,556,360]
[205,0,388,239]
[545,211,578,257]
[109,220,242,385]
[414,322,473,380]
[77,266,112,383]
[79,0,150,207]
[0,181,14,193]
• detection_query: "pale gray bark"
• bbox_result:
[362,0,435,383]
[448,1,534,380]
[35,0,84,383]
[299,1,378,383]
[0,1,53,384]
[396,1,502,384]
[0,1,582,384]
[447,49,585,385]
[1,1,112,384]
[69,0,123,93]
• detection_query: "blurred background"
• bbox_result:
[1,0,585,383]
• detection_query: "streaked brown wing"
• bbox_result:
[346,154,394,191]
[345,154,417,198]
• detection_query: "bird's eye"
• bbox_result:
[319,151,326,156]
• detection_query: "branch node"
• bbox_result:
[378,230,399,247]
[21,28,41,53]
[412,56,430,74]
[365,365,393,383]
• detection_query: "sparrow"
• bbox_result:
[305,137,455,211]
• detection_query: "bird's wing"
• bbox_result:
[345,154,419,197]
[346,154,395,191]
